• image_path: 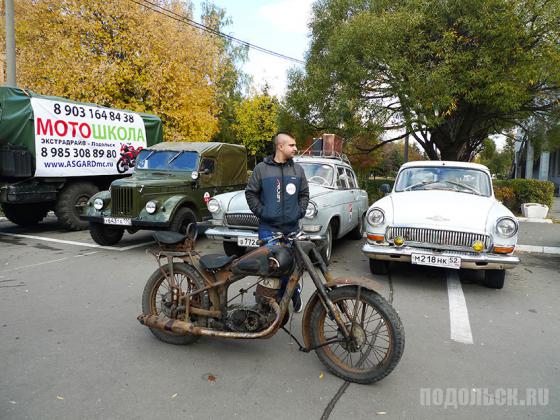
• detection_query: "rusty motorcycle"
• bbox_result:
[137,226,405,384]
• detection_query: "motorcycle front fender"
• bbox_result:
[301,276,384,350]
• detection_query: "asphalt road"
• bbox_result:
[1,216,558,420]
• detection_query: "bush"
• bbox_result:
[493,185,516,210]
[361,179,394,204]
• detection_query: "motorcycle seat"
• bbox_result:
[199,254,236,271]
[153,231,187,245]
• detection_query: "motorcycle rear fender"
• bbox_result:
[301,277,384,349]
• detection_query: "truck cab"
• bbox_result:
[83,142,247,245]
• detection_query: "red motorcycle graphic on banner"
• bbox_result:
[116,144,143,173]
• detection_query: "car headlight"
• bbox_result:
[305,201,318,219]
[367,208,385,226]
[495,217,518,238]
[145,201,158,214]
[207,198,221,214]
[93,198,104,210]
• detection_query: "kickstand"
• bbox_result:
[281,326,310,353]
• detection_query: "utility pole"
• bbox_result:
[5,0,17,86]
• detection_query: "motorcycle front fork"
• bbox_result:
[292,242,353,342]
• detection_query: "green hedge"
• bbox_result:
[493,179,555,213]
[360,179,395,204]
[361,178,554,214]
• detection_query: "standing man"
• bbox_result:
[245,132,309,312]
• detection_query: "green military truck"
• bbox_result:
[0,87,163,230]
[82,142,247,245]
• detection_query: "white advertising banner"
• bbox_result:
[31,98,147,177]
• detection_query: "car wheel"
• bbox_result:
[319,223,333,265]
[170,207,197,235]
[369,259,390,275]
[89,222,124,245]
[484,269,505,289]
[348,213,365,240]
[223,241,246,257]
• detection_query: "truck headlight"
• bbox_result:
[145,201,158,214]
[367,208,385,226]
[93,198,104,210]
[496,217,517,238]
[305,201,318,219]
[207,198,221,214]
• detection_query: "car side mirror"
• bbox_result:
[380,184,391,194]
[201,168,211,175]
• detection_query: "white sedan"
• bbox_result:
[362,161,520,289]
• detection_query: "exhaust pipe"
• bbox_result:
[138,299,282,339]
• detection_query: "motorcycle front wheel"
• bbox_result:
[116,157,129,173]
[142,263,209,345]
[309,286,404,384]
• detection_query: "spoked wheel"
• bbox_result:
[141,263,209,345]
[309,286,405,384]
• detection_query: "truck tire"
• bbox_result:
[1,203,50,227]
[55,182,99,230]
[170,207,197,235]
[89,222,124,245]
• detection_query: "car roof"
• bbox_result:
[399,160,490,173]
[148,142,246,154]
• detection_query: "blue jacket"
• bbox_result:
[245,156,309,233]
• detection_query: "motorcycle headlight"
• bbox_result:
[367,208,385,226]
[145,201,158,214]
[305,201,318,219]
[495,217,518,238]
[93,198,104,210]
[207,198,221,214]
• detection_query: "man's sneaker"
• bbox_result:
[292,292,303,313]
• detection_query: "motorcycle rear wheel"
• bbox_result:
[309,286,404,384]
[142,263,209,345]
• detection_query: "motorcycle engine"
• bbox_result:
[225,304,270,333]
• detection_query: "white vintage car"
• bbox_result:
[362,161,520,289]
[205,154,369,263]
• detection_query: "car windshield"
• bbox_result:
[394,166,492,196]
[299,163,335,187]
[135,150,198,172]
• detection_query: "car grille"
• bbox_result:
[111,186,134,217]
[386,226,491,251]
[225,213,259,229]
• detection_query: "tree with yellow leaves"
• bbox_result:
[1,0,243,142]
[231,90,279,165]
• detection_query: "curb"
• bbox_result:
[516,217,553,224]
[516,244,560,255]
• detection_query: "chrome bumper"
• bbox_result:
[362,242,520,270]
[205,226,323,243]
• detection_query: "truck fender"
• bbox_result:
[301,276,384,349]
[162,196,199,222]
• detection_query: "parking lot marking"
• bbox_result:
[447,270,473,344]
[3,257,68,273]
[0,232,152,251]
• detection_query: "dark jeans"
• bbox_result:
[258,227,301,302]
